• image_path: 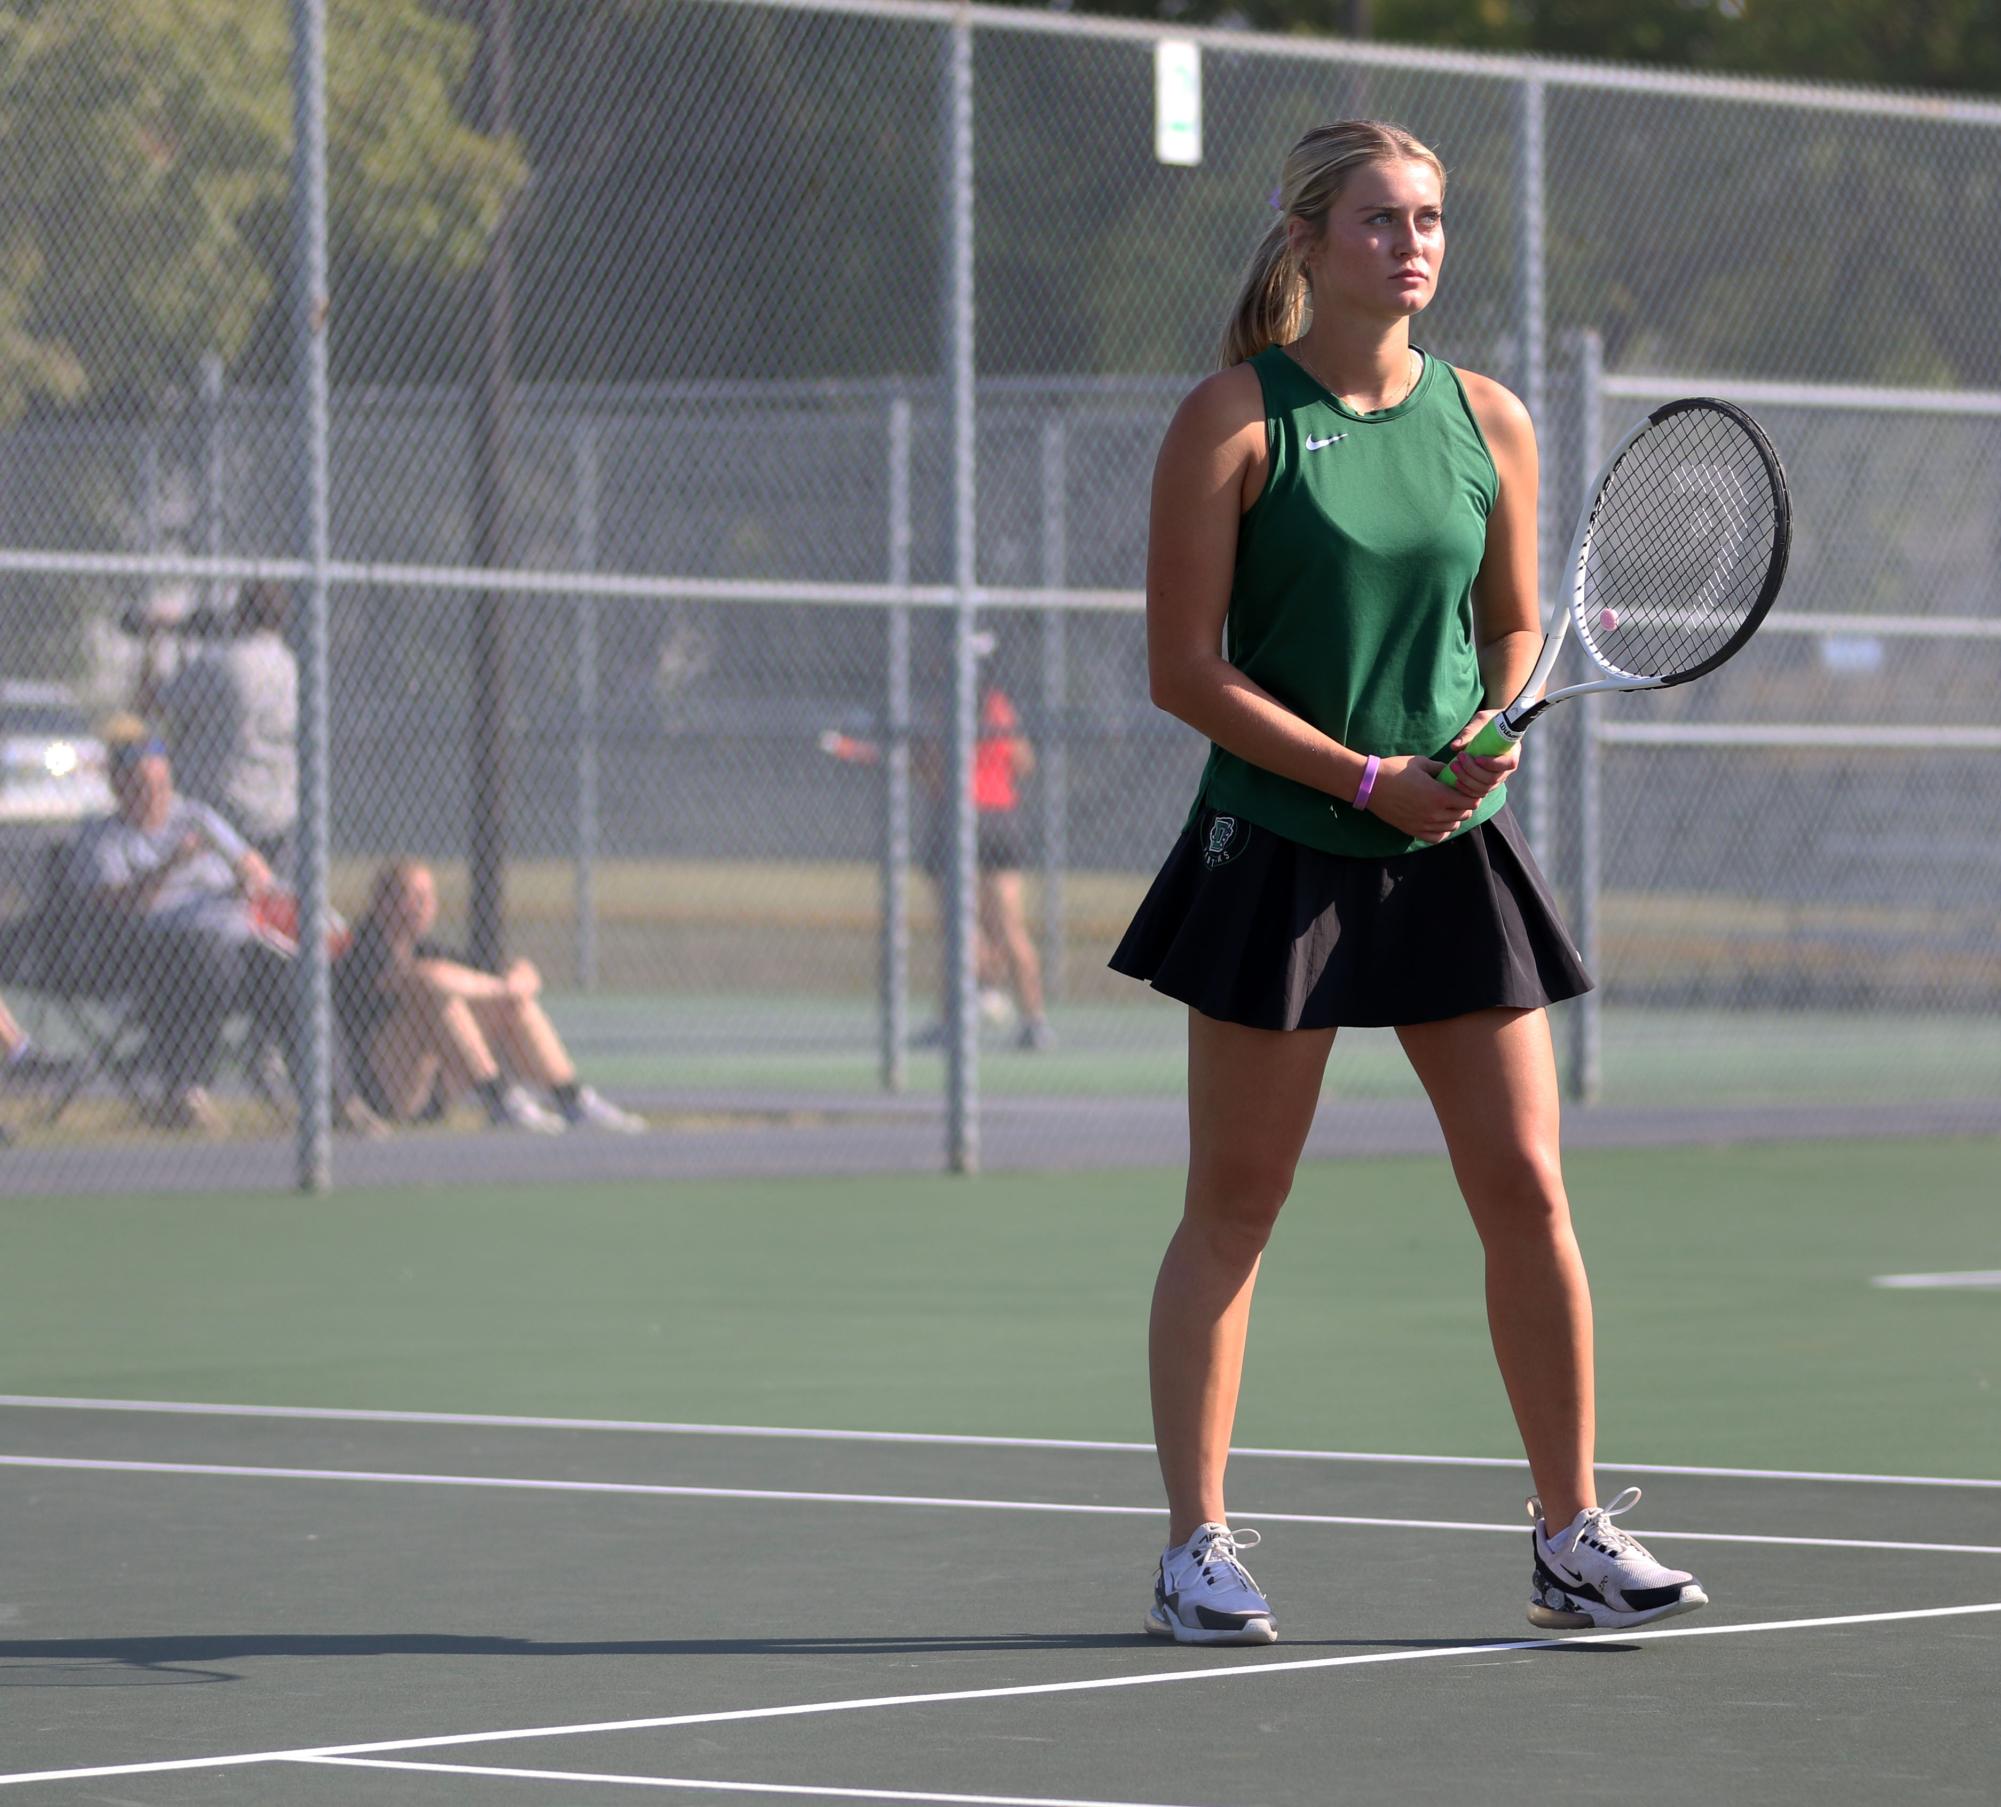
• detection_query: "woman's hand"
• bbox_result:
[505,958,541,1001]
[235,848,275,898]
[1362,754,1480,844]
[1439,709,1520,801]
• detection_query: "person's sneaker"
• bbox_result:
[0,1044,74,1090]
[978,986,1018,1029]
[334,1094,391,1140]
[560,1086,646,1134]
[1145,1523,1277,1646]
[1527,1487,1709,1632]
[151,1087,225,1137]
[246,1043,292,1116]
[488,1083,565,1134]
[1014,1016,1056,1052]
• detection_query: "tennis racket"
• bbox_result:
[1440,397,1791,786]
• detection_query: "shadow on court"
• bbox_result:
[0,1628,1640,1674]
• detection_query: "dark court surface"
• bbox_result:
[5,1405,1998,1804]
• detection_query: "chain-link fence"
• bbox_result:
[0,1,1996,1191]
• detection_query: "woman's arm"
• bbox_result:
[1145,368,1476,844]
[1443,372,1544,799]
[402,957,510,1001]
[406,955,541,1003]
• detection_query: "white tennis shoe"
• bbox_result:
[1527,1486,1709,1631]
[1145,1522,1277,1645]
[561,1085,647,1134]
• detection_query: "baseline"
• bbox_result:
[5,1455,1998,1558]
[307,1758,1204,1806]
[4,1603,1998,1790]
[4,1396,1997,1491]
[1873,1270,2001,1290]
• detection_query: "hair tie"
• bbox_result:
[1268,187,1283,212]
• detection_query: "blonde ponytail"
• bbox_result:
[1218,219,1307,370]
[1219,119,1446,369]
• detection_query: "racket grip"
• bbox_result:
[1436,714,1518,789]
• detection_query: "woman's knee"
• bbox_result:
[1186,1204,1286,1271]
[1461,1147,1571,1244]
[1184,1161,1296,1265]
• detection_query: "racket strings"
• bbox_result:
[1576,408,1782,682]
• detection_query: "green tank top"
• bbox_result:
[1188,344,1506,858]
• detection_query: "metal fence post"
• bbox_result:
[288,0,332,1193]
[881,394,914,1092]
[198,351,226,622]
[572,423,601,991]
[573,422,600,992]
[1568,329,1605,1106]
[944,13,979,1173]
[1037,413,1068,1009]
[1517,68,1552,856]
[467,0,517,978]
[138,425,162,566]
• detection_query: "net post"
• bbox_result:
[1568,329,1605,1106]
[288,0,332,1194]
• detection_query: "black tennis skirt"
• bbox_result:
[1108,803,1593,1030]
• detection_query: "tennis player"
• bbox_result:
[1111,120,1707,1644]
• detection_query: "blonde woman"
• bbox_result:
[1110,121,1705,1644]
[333,861,643,1135]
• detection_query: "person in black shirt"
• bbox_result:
[333,860,643,1135]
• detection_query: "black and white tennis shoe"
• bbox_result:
[1145,1522,1277,1645]
[1527,1486,1709,1631]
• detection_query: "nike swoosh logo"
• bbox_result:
[1304,433,1348,451]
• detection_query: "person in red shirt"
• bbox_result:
[965,683,1050,1049]
[821,656,1052,1051]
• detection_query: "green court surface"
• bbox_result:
[3,1138,1998,1802]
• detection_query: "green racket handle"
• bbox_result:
[1436,714,1517,789]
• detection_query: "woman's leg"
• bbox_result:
[467,992,575,1089]
[979,869,1046,1022]
[364,1015,446,1122]
[1153,1011,1337,1547]
[391,985,504,1103]
[1396,1007,1594,1529]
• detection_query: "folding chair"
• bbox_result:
[0,840,152,1125]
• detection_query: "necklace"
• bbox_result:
[1293,344,1420,413]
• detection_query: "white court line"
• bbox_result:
[306,1757,1201,1807]
[5,1602,1999,1789]
[4,1394,1997,1491]
[4,1455,1998,1558]
[1873,1270,2001,1290]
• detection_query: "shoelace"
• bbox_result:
[1529,1485,1649,1560]
[1575,1486,1647,1557]
[1188,1523,1263,1589]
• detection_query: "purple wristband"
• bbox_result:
[1353,754,1381,813]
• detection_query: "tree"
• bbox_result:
[1023,0,2001,97]
[0,0,523,423]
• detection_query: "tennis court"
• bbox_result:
[5,1137,1996,1803]
[2,3,1998,1801]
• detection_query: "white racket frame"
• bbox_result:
[1484,410,1666,749]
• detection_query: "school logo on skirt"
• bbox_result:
[1202,813,1250,869]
